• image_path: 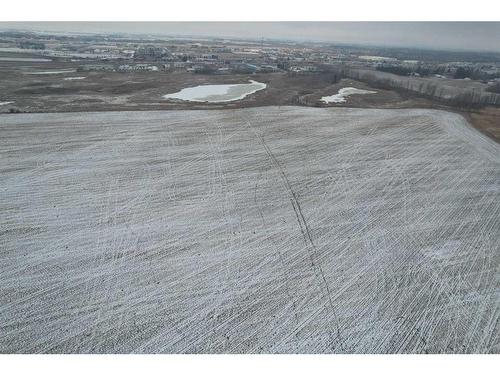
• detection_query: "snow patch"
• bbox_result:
[63,76,87,81]
[321,87,377,103]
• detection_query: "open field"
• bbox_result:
[0,54,441,114]
[1,107,499,353]
[2,57,499,144]
[0,65,343,112]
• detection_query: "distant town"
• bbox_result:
[2,30,500,86]
[1,29,500,140]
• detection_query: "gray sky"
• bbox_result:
[2,22,500,52]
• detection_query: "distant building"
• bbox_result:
[18,40,45,50]
[134,46,170,61]
[258,65,280,73]
[289,65,318,74]
[120,49,135,58]
[358,55,398,63]
[164,62,190,70]
[117,64,158,72]
[191,64,217,74]
[230,63,258,74]
[78,64,115,72]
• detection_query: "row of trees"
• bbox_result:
[487,82,500,94]
[376,65,432,77]
[345,68,500,109]
[453,66,500,81]
[376,64,500,81]
[18,40,45,50]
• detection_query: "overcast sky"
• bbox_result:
[2,22,500,52]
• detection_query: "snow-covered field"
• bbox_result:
[163,80,266,102]
[0,107,498,353]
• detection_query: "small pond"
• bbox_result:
[163,80,266,103]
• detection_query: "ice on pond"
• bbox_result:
[321,87,377,103]
[0,57,52,62]
[24,69,77,75]
[163,80,266,102]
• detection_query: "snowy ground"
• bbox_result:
[0,107,498,353]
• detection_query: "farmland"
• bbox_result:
[1,107,498,353]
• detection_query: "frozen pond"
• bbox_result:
[0,57,52,62]
[321,87,377,103]
[163,80,266,102]
[24,69,77,75]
